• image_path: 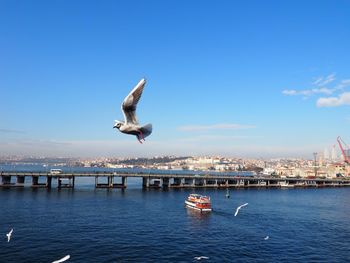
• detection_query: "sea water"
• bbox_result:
[1,183,350,262]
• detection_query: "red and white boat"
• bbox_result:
[185,194,212,212]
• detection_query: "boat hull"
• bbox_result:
[185,200,212,212]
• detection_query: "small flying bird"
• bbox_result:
[194,256,209,260]
[234,203,248,217]
[52,255,70,263]
[264,236,269,240]
[6,228,13,242]
[113,78,152,144]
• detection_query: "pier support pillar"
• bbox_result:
[32,176,39,186]
[17,176,25,186]
[108,176,113,187]
[46,177,52,189]
[122,176,127,188]
[162,178,169,189]
[2,175,11,185]
[181,178,185,187]
[143,177,150,188]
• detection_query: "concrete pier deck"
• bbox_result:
[1,170,350,190]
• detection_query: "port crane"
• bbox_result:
[337,136,350,164]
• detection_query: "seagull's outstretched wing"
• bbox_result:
[194,256,210,260]
[6,229,13,242]
[52,255,70,263]
[122,79,146,124]
[234,203,248,216]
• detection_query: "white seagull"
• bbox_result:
[113,78,152,144]
[234,203,248,216]
[194,256,209,260]
[6,228,13,242]
[264,236,269,240]
[52,255,70,263]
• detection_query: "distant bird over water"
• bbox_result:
[194,256,209,260]
[234,203,248,216]
[52,255,70,263]
[113,78,152,144]
[6,228,13,242]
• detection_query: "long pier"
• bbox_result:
[1,170,350,189]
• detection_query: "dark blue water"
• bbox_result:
[1,185,350,262]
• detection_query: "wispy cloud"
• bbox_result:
[177,135,262,142]
[177,123,256,132]
[317,92,350,107]
[282,73,341,98]
[335,79,350,89]
[312,73,336,86]
[0,128,25,134]
[282,87,336,96]
[283,73,350,107]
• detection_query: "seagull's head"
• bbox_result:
[113,120,124,130]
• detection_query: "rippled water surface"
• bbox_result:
[1,185,350,262]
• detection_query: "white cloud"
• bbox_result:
[177,123,256,131]
[317,92,350,107]
[282,90,297,95]
[282,74,350,105]
[282,87,336,96]
[312,77,324,86]
[336,79,350,89]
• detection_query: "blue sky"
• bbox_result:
[1,0,349,158]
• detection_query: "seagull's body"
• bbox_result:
[52,255,70,263]
[113,78,152,143]
[234,203,248,216]
[264,236,269,240]
[194,256,209,260]
[6,228,13,242]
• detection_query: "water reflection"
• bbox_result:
[186,207,212,219]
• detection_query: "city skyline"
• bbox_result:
[1,1,350,158]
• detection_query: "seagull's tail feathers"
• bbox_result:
[141,123,152,138]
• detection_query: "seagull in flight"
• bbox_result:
[194,256,209,260]
[113,78,152,144]
[234,203,248,216]
[6,228,13,242]
[52,255,70,263]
